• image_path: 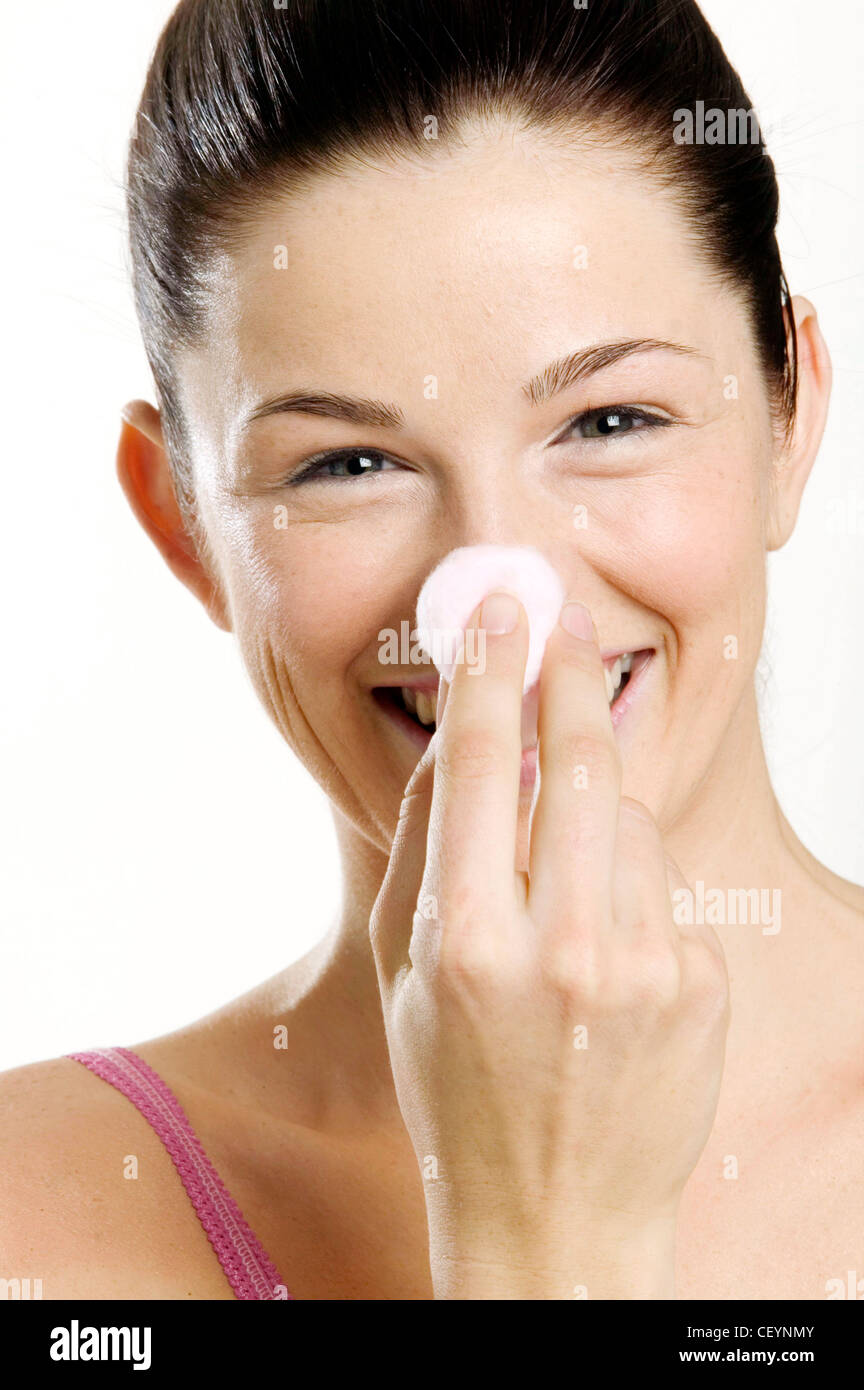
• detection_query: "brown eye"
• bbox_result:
[569,406,671,443]
[326,450,385,477]
[289,448,399,485]
[579,409,638,438]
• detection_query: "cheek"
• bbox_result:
[215,508,416,680]
[577,457,767,647]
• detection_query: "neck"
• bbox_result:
[662,688,819,991]
[659,688,856,1104]
[268,686,841,1123]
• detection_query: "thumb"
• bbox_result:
[369,735,438,991]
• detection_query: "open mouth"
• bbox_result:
[374,649,654,741]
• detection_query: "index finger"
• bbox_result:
[427,590,528,909]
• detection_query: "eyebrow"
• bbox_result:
[522,337,705,407]
[243,338,704,430]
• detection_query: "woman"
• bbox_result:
[1,0,860,1301]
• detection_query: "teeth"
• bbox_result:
[398,686,437,727]
[605,652,635,706]
[415,691,437,726]
[399,655,635,723]
[412,690,438,726]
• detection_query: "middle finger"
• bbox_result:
[528,600,622,937]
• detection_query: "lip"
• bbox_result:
[376,676,440,692]
[373,647,656,757]
[609,648,654,729]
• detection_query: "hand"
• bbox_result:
[369,593,730,1299]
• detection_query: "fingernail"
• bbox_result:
[479,591,519,635]
[560,601,595,641]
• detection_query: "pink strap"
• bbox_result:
[67,1046,292,1301]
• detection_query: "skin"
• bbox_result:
[2,119,863,1300]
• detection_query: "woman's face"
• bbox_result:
[173,122,794,862]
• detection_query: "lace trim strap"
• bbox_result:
[67,1046,292,1300]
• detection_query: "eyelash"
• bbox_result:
[285,405,673,486]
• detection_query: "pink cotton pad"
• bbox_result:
[414,545,566,691]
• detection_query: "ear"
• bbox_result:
[116,400,232,632]
[765,296,832,551]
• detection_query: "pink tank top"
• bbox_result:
[67,1046,293,1300]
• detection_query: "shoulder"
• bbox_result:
[0,1056,233,1299]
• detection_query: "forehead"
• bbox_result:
[179,123,736,448]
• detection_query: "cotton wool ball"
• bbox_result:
[414,545,566,691]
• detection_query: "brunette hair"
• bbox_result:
[127,0,797,521]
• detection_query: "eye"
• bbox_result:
[288,447,400,485]
[569,406,671,440]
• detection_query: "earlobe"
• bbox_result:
[115,401,232,632]
[765,296,832,553]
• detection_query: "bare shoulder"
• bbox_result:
[0,1056,233,1299]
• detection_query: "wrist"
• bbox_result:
[427,1210,678,1301]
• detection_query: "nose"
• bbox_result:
[414,542,565,690]
[438,468,593,575]
[438,516,601,612]
[413,462,620,646]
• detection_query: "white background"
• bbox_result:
[1,1,861,1071]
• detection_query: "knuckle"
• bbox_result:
[681,938,730,1020]
[589,937,681,1019]
[436,933,508,992]
[556,730,621,784]
[631,938,682,1009]
[554,638,604,678]
[437,728,509,783]
[539,938,603,1000]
